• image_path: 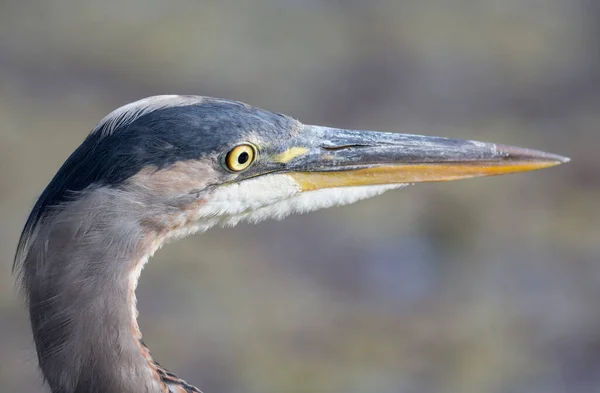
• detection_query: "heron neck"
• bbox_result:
[24,191,169,393]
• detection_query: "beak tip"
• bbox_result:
[543,153,571,166]
[498,144,570,166]
[539,153,570,167]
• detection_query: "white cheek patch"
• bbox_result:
[193,173,406,229]
[229,182,404,226]
[197,174,303,218]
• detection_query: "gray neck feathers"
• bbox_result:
[20,186,175,393]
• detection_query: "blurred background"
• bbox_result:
[0,1,598,392]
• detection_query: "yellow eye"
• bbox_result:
[225,144,257,172]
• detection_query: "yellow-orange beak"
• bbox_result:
[272,125,569,191]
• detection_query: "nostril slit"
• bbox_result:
[322,144,369,151]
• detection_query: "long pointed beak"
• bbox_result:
[275,125,569,191]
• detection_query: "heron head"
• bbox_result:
[18,95,569,257]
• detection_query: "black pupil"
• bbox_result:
[238,151,249,165]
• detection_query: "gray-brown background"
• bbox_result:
[1,1,598,392]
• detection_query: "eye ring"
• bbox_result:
[225,144,257,172]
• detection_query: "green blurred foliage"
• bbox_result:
[0,1,598,392]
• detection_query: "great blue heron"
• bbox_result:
[14,95,568,393]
